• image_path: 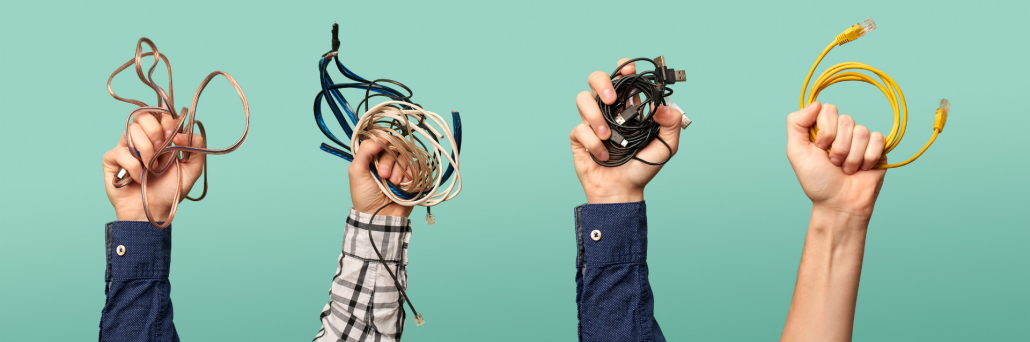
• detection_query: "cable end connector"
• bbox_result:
[426,212,435,225]
[934,98,950,132]
[610,130,629,147]
[836,17,876,45]
[414,314,425,326]
[615,104,641,125]
[331,23,341,52]
[653,55,685,84]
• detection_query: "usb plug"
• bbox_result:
[653,55,686,84]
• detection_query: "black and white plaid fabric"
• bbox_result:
[314,208,412,342]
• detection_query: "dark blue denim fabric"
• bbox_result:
[575,201,664,342]
[99,221,179,342]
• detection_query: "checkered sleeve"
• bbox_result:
[313,208,412,342]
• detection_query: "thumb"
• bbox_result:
[787,102,821,148]
[653,105,682,155]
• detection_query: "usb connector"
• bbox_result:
[615,104,642,125]
[653,55,686,84]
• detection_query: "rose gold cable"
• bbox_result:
[108,38,250,228]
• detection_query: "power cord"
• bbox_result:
[108,38,250,228]
[593,56,688,167]
[801,18,950,168]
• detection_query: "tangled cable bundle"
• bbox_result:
[108,38,250,228]
[593,56,687,167]
[352,101,462,212]
[311,24,463,326]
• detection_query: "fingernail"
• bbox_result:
[600,150,609,161]
[165,129,172,138]
[829,157,840,166]
[597,125,609,137]
[806,101,819,109]
[602,89,615,103]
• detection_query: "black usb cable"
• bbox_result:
[592,56,686,167]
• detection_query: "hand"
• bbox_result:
[102,112,206,222]
[570,58,683,203]
[786,102,887,218]
[349,136,413,218]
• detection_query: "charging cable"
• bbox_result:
[593,56,689,167]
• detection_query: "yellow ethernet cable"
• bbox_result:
[801,18,950,169]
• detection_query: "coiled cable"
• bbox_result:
[801,18,950,168]
[108,38,250,228]
[593,56,684,167]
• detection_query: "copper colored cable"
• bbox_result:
[108,38,250,228]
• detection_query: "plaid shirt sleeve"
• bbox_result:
[575,201,665,342]
[98,221,180,342]
[314,208,412,342]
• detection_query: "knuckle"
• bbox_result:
[854,125,870,136]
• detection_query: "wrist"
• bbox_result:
[809,204,871,237]
[585,186,644,204]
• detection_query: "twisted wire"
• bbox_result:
[108,37,250,228]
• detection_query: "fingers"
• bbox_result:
[159,112,176,139]
[828,115,854,166]
[786,102,821,148]
[862,132,886,171]
[389,153,410,185]
[350,138,384,179]
[814,103,838,150]
[577,91,610,139]
[843,125,870,175]
[587,71,616,105]
[128,123,156,168]
[378,152,395,179]
[135,113,166,147]
[570,123,608,161]
[103,148,144,184]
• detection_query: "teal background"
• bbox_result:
[2,0,1027,340]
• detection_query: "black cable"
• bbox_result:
[591,56,684,167]
[366,202,425,325]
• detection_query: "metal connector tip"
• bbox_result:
[674,70,686,82]
[654,55,666,68]
[615,115,626,125]
[859,17,876,36]
[939,99,950,114]
[426,213,435,225]
[414,314,425,326]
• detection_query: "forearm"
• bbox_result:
[781,206,870,342]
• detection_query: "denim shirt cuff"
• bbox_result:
[105,221,172,282]
[574,201,648,267]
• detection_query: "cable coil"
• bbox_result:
[108,38,250,228]
[802,18,949,169]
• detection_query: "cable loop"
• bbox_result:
[352,101,462,208]
[801,40,939,169]
[107,37,250,228]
